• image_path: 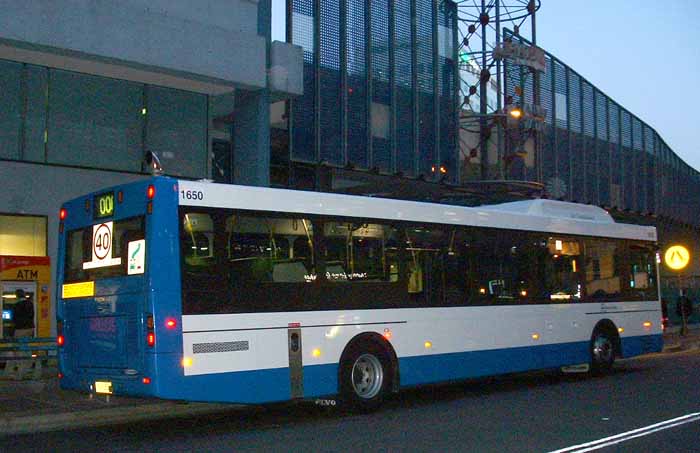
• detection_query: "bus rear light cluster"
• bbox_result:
[57,320,65,347]
[146,314,155,348]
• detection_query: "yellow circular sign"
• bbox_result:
[664,245,690,270]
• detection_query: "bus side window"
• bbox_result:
[583,238,622,300]
[182,213,215,268]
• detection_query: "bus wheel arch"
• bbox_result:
[338,332,399,411]
[590,319,621,374]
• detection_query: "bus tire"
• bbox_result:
[339,341,391,412]
[590,328,616,375]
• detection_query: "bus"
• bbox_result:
[57,177,663,410]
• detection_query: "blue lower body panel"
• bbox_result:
[62,335,664,404]
[621,334,663,357]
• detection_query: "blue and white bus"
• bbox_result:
[57,177,663,410]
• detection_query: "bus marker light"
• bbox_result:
[520,290,528,297]
[424,341,432,349]
[59,208,67,220]
[142,377,151,385]
[182,357,193,368]
[312,348,321,358]
[57,335,65,347]
[383,328,392,340]
[147,185,156,199]
[618,327,625,333]
[58,372,64,379]
[531,333,540,340]
[165,319,177,329]
[643,321,653,330]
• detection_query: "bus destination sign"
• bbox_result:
[94,192,115,219]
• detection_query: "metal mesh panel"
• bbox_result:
[568,72,581,134]
[554,61,567,129]
[595,90,608,140]
[582,82,594,138]
[416,0,435,178]
[291,0,316,162]
[319,1,342,164]
[347,0,368,168]
[632,117,643,151]
[608,101,619,145]
[439,2,457,182]
[395,1,415,176]
[371,0,391,172]
[621,111,633,210]
[540,56,553,125]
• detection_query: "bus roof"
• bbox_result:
[176,178,657,242]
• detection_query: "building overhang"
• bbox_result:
[0,40,242,95]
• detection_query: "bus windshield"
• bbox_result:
[63,216,145,283]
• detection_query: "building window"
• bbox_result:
[0,60,22,160]
[48,69,143,171]
[0,215,47,256]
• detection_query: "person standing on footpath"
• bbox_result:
[13,289,34,338]
[676,292,693,337]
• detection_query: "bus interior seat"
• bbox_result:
[272,261,308,283]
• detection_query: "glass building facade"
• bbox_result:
[288,0,459,184]
[0,59,210,179]
[502,31,700,227]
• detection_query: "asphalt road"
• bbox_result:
[5,349,700,453]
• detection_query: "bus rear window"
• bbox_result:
[64,216,145,283]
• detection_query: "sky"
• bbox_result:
[532,0,700,171]
[271,0,700,171]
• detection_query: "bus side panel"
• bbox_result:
[146,178,186,395]
[397,341,591,387]
[621,334,663,357]
[154,353,291,403]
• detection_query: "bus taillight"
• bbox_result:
[57,320,65,347]
[146,314,155,347]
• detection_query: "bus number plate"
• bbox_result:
[95,381,113,395]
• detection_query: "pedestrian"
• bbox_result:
[661,298,669,331]
[676,292,693,336]
[12,289,34,338]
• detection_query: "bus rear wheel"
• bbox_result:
[339,343,391,412]
[590,329,616,375]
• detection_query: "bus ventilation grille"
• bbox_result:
[193,341,250,354]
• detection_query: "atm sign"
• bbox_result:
[94,192,115,219]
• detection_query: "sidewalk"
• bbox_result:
[0,371,239,436]
[1,326,699,437]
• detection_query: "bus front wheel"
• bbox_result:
[339,343,391,412]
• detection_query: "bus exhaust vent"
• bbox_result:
[192,341,250,354]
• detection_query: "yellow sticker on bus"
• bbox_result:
[62,281,95,299]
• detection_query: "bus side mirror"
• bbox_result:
[144,151,164,175]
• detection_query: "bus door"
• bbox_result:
[405,226,446,306]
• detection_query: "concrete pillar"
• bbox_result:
[233,90,270,187]
[232,0,271,187]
